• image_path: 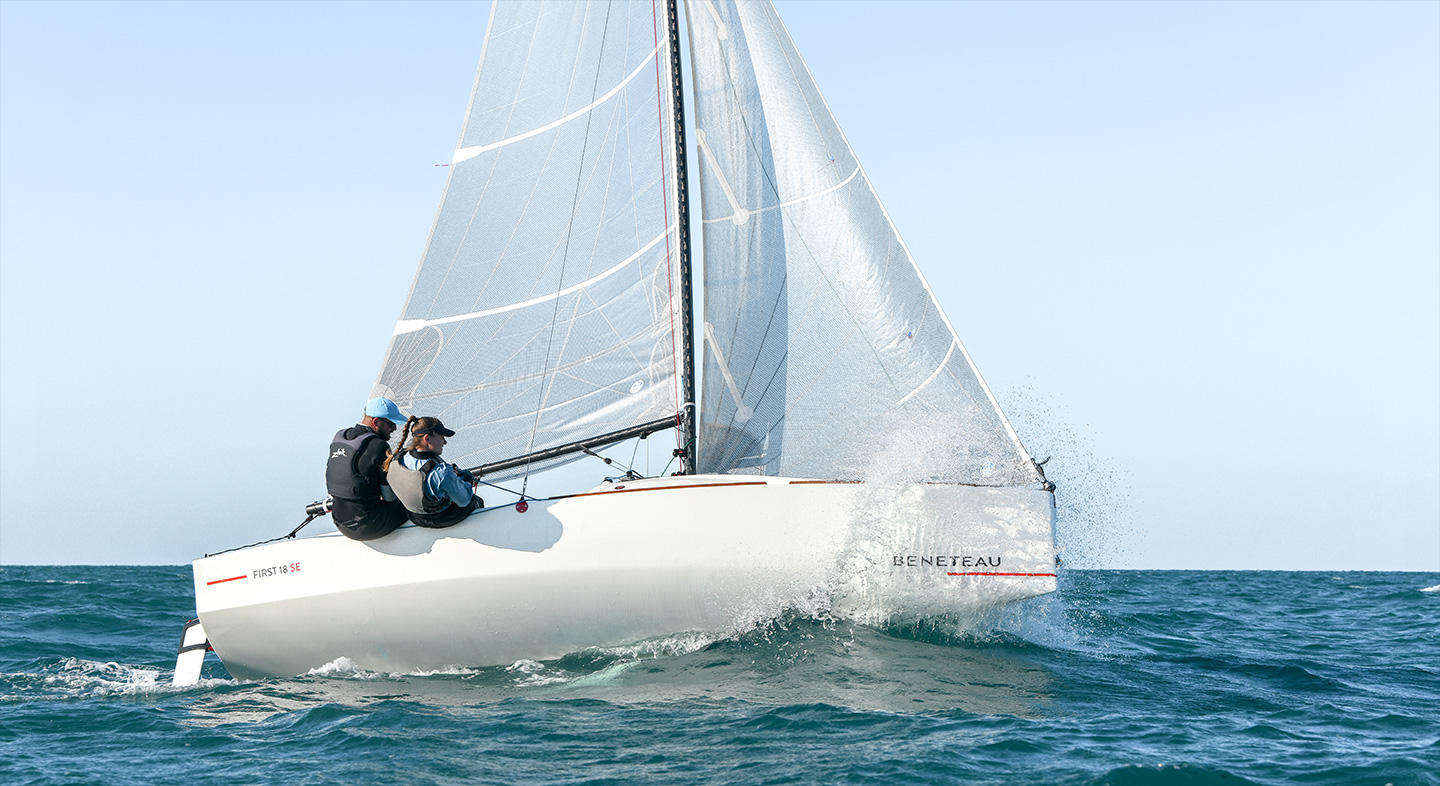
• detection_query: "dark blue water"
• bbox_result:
[2,567,1436,785]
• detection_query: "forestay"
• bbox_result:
[685,0,1039,485]
[373,1,685,480]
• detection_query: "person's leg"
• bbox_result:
[335,502,409,541]
[409,497,483,529]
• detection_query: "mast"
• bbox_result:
[665,0,697,474]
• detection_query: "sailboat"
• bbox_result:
[176,0,1056,684]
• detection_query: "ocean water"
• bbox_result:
[1,567,1436,785]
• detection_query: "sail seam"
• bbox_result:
[443,12,565,318]
[392,226,674,335]
[697,154,861,224]
[408,325,665,402]
[896,341,956,406]
[452,40,664,163]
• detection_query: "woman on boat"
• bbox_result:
[383,416,484,528]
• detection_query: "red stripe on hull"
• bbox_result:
[946,572,1057,577]
[554,481,767,501]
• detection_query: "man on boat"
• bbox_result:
[385,417,484,528]
[326,396,410,541]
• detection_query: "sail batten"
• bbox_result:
[896,342,957,407]
[393,223,675,335]
[453,40,665,162]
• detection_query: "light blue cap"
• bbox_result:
[364,396,408,425]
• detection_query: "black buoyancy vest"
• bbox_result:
[326,427,383,502]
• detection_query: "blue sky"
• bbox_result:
[1,0,1436,569]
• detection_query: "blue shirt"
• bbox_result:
[398,451,473,507]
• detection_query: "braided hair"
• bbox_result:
[382,416,420,472]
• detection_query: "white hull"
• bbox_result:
[192,475,1055,679]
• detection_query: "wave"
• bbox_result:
[201,612,1063,717]
[2,657,231,700]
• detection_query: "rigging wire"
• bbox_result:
[581,445,643,481]
[519,0,616,499]
[473,476,527,499]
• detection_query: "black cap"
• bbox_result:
[413,419,456,437]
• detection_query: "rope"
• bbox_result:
[474,476,527,499]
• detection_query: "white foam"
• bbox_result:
[587,631,720,661]
[404,665,482,677]
[505,659,571,687]
[305,658,479,680]
[14,658,231,698]
[306,656,378,679]
[1421,584,1440,593]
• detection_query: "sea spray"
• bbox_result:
[827,418,1049,630]
[1001,383,1134,567]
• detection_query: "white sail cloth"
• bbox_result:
[372,0,1038,488]
[685,0,1039,485]
[373,1,684,478]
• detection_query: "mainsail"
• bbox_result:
[685,0,1039,485]
[373,0,1038,488]
[373,1,686,480]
